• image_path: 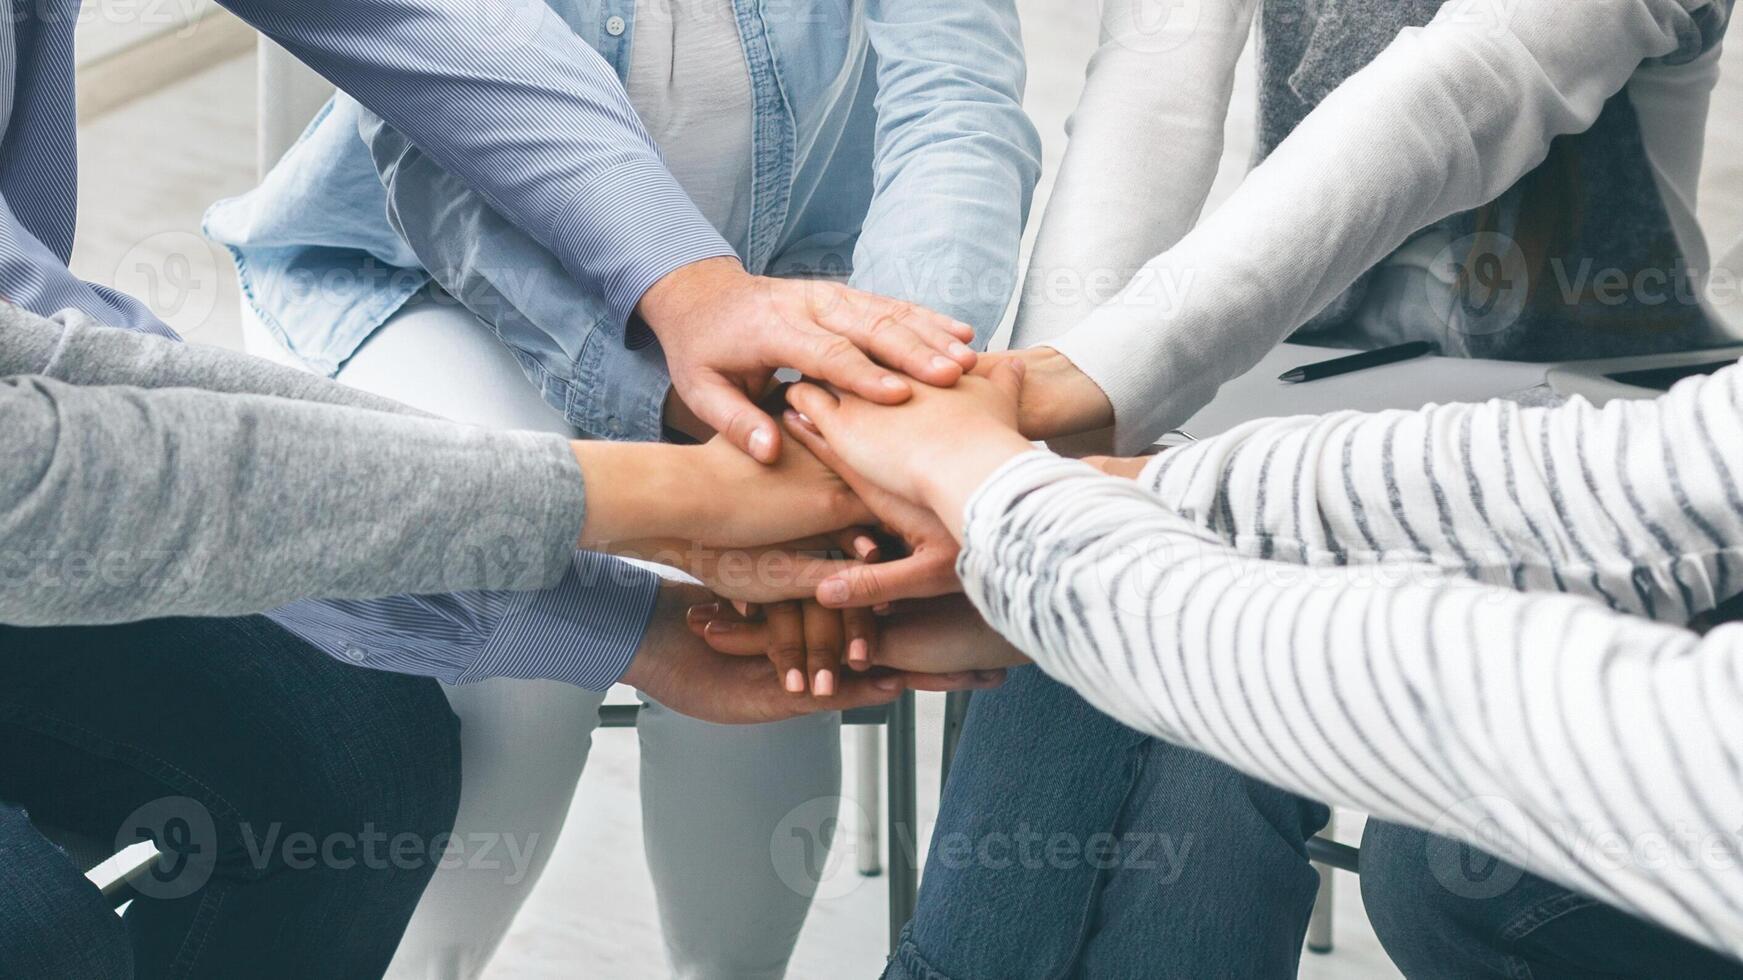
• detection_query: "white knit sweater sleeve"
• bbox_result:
[1037,0,1705,451]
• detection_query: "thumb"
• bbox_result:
[683,372,781,462]
[987,356,1026,404]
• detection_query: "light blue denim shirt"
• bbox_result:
[206,0,1041,442]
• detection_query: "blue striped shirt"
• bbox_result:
[1,0,677,689]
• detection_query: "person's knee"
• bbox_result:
[257,674,462,868]
[1359,820,1518,977]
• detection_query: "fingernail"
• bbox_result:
[951,319,975,337]
[873,602,893,615]
[881,375,908,393]
[748,428,775,460]
[874,675,902,692]
[931,355,958,374]
[948,341,975,361]
[820,580,850,605]
[785,668,806,693]
[852,535,878,559]
[685,603,720,625]
[848,638,869,665]
[814,669,835,697]
[704,620,738,635]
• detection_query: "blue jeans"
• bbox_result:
[0,616,462,979]
[1361,821,1743,979]
[884,666,1329,979]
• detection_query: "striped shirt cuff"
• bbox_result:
[465,551,661,691]
[553,159,738,325]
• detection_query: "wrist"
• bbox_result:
[572,442,703,548]
[619,581,712,695]
[913,429,1036,541]
[635,256,748,339]
[1013,347,1115,440]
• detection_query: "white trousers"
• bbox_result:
[242,298,841,979]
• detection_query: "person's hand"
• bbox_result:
[637,257,980,463]
[867,596,1031,673]
[689,598,879,697]
[624,584,1003,724]
[784,357,1034,538]
[574,428,874,551]
[690,594,1023,682]
[784,412,962,609]
[978,347,1115,443]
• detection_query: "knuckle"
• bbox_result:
[818,334,858,360]
[851,567,884,601]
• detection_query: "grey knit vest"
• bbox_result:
[1265,0,1732,359]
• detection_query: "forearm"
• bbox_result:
[218,0,732,323]
[1045,0,1695,451]
[959,451,1743,958]
[4,304,423,417]
[1131,360,1743,621]
[850,0,1042,338]
[0,377,584,625]
[1011,0,1255,348]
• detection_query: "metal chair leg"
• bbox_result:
[939,690,972,792]
[886,691,918,952]
[855,724,883,877]
[1307,811,1337,954]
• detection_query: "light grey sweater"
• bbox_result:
[0,303,586,625]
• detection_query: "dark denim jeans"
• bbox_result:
[1361,821,1743,979]
[884,667,1329,979]
[0,616,462,979]
[886,666,1743,978]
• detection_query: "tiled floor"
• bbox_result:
[68,9,1743,977]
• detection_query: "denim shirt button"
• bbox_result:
[343,645,368,662]
[605,15,626,36]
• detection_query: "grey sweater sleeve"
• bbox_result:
[1,304,587,625]
[4,304,424,416]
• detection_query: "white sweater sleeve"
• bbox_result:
[1010,0,1257,348]
[1136,360,1743,623]
[1040,0,1704,452]
[958,450,1743,959]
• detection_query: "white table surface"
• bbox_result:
[1178,343,1553,439]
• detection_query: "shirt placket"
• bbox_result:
[729,0,796,273]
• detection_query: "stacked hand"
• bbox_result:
[616,258,1119,705]
[686,357,1044,694]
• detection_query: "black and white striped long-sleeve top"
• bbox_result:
[957,358,1743,957]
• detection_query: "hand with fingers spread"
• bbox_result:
[635,257,980,463]
[783,356,1035,542]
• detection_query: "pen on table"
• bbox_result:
[1278,341,1436,383]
